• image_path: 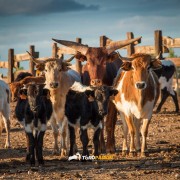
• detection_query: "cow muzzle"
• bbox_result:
[50,82,59,89]
[90,79,102,86]
[135,82,147,90]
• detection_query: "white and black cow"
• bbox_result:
[154,60,179,112]
[65,82,118,158]
[0,79,11,148]
[15,83,52,166]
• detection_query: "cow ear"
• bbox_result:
[19,89,27,95]
[19,89,27,99]
[43,88,50,97]
[121,62,132,71]
[62,62,71,71]
[85,90,95,102]
[107,52,119,62]
[109,89,119,96]
[75,53,87,62]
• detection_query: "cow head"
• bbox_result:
[22,83,49,113]
[9,82,21,102]
[52,37,141,86]
[120,53,162,90]
[85,86,118,117]
[27,51,74,89]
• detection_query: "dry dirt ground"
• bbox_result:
[0,97,180,180]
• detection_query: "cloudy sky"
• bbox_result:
[0,0,180,74]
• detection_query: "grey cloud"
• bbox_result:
[0,0,99,16]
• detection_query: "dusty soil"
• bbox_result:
[0,97,180,180]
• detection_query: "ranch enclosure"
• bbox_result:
[0,30,180,179]
[0,30,180,83]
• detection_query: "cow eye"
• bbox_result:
[59,68,62,72]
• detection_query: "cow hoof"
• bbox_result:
[129,151,137,157]
[60,149,67,157]
[4,143,11,149]
[122,150,128,157]
[141,152,149,157]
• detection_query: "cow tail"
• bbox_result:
[0,115,3,136]
[174,67,179,96]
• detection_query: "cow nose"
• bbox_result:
[135,82,146,89]
[50,82,59,88]
[91,79,102,86]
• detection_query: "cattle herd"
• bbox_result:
[0,37,179,168]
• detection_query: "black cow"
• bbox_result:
[15,83,52,166]
[65,82,118,158]
[154,60,179,112]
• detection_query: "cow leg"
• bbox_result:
[93,128,101,156]
[2,107,10,148]
[106,101,117,153]
[99,119,106,153]
[68,125,76,156]
[80,128,89,157]
[170,90,179,112]
[141,119,150,157]
[58,119,68,157]
[121,113,129,156]
[36,131,45,165]
[134,118,141,152]
[125,116,136,157]
[26,132,35,166]
[26,133,30,161]
[50,117,59,154]
[156,89,169,113]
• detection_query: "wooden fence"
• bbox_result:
[0,30,180,83]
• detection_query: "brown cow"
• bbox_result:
[112,53,161,157]
[53,36,142,153]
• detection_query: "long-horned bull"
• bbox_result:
[27,51,81,156]
[52,36,142,154]
[52,36,142,86]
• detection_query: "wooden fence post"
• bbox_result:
[8,49,14,83]
[127,32,135,56]
[75,38,82,74]
[154,30,163,59]
[52,43,58,58]
[29,45,35,76]
[100,35,107,47]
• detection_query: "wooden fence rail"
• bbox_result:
[0,30,180,83]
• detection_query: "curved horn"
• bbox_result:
[117,52,135,61]
[27,51,60,63]
[65,55,75,63]
[52,39,89,55]
[155,51,161,59]
[106,36,142,54]
[26,51,45,64]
